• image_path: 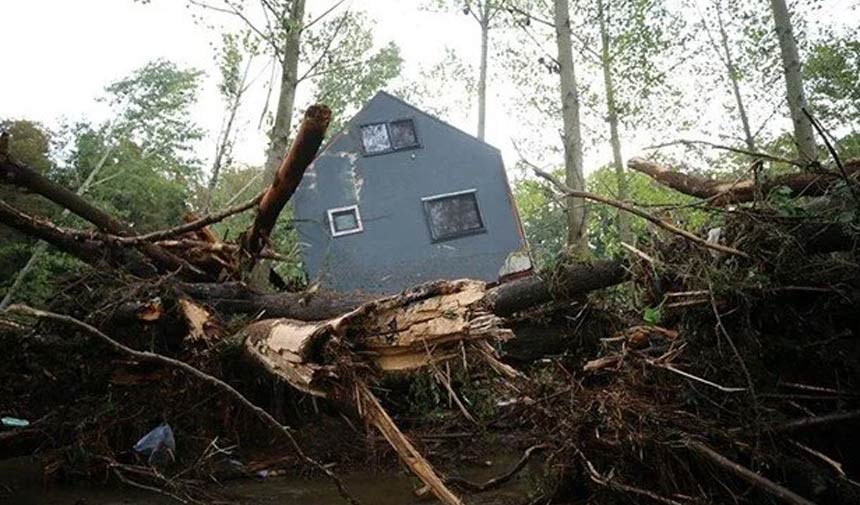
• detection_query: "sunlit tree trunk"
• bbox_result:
[264,0,305,183]
[769,0,817,163]
[553,0,587,252]
[477,1,490,140]
[597,0,632,245]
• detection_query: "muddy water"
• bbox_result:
[1,456,531,505]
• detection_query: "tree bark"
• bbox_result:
[597,0,632,245]
[180,259,629,321]
[477,2,489,141]
[553,0,588,253]
[2,135,118,309]
[0,157,202,279]
[243,104,331,259]
[264,0,306,184]
[769,0,817,164]
[628,157,860,204]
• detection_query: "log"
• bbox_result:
[242,105,331,258]
[0,155,204,279]
[240,279,514,505]
[180,260,629,321]
[628,157,860,205]
[484,259,629,317]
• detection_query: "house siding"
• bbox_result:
[292,91,528,294]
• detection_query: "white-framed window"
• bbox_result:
[359,118,420,155]
[421,189,485,242]
[327,205,363,237]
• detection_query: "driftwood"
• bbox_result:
[628,157,860,205]
[530,165,751,258]
[0,106,333,283]
[6,304,362,505]
[687,440,817,505]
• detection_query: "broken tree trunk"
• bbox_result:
[242,105,331,259]
[241,279,514,505]
[628,157,860,205]
[179,259,630,321]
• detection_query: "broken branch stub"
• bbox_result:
[241,279,512,505]
[243,105,332,259]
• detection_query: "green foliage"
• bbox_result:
[586,165,710,257]
[806,35,860,128]
[513,169,567,269]
[1,60,205,305]
[202,164,305,285]
[309,12,403,133]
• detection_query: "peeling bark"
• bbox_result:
[243,105,331,259]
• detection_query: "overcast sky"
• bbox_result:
[2,0,858,178]
[1,1,500,170]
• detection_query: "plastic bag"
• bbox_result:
[133,422,175,466]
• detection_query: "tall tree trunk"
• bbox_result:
[715,5,756,151]
[553,0,587,252]
[477,2,489,141]
[769,0,817,164]
[263,0,306,183]
[597,0,632,245]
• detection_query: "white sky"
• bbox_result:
[1,0,858,179]
[1,0,504,171]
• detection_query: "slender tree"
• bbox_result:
[697,0,757,150]
[595,0,631,245]
[205,31,257,212]
[429,1,505,140]
[553,0,587,251]
[769,0,818,163]
[189,0,401,182]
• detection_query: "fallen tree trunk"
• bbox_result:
[628,157,860,205]
[180,260,629,321]
[241,279,516,505]
[0,153,202,279]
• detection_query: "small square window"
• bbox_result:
[327,205,363,237]
[422,190,485,242]
[360,123,390,154]
[389,119,418,150]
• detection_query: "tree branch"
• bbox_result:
[4,304,362,505]
[529,165,750,258]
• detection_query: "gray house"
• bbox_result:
[292,91,531,294]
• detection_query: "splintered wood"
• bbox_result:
[242,279,512,505]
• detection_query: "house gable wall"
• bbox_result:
[292,92,527,294]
